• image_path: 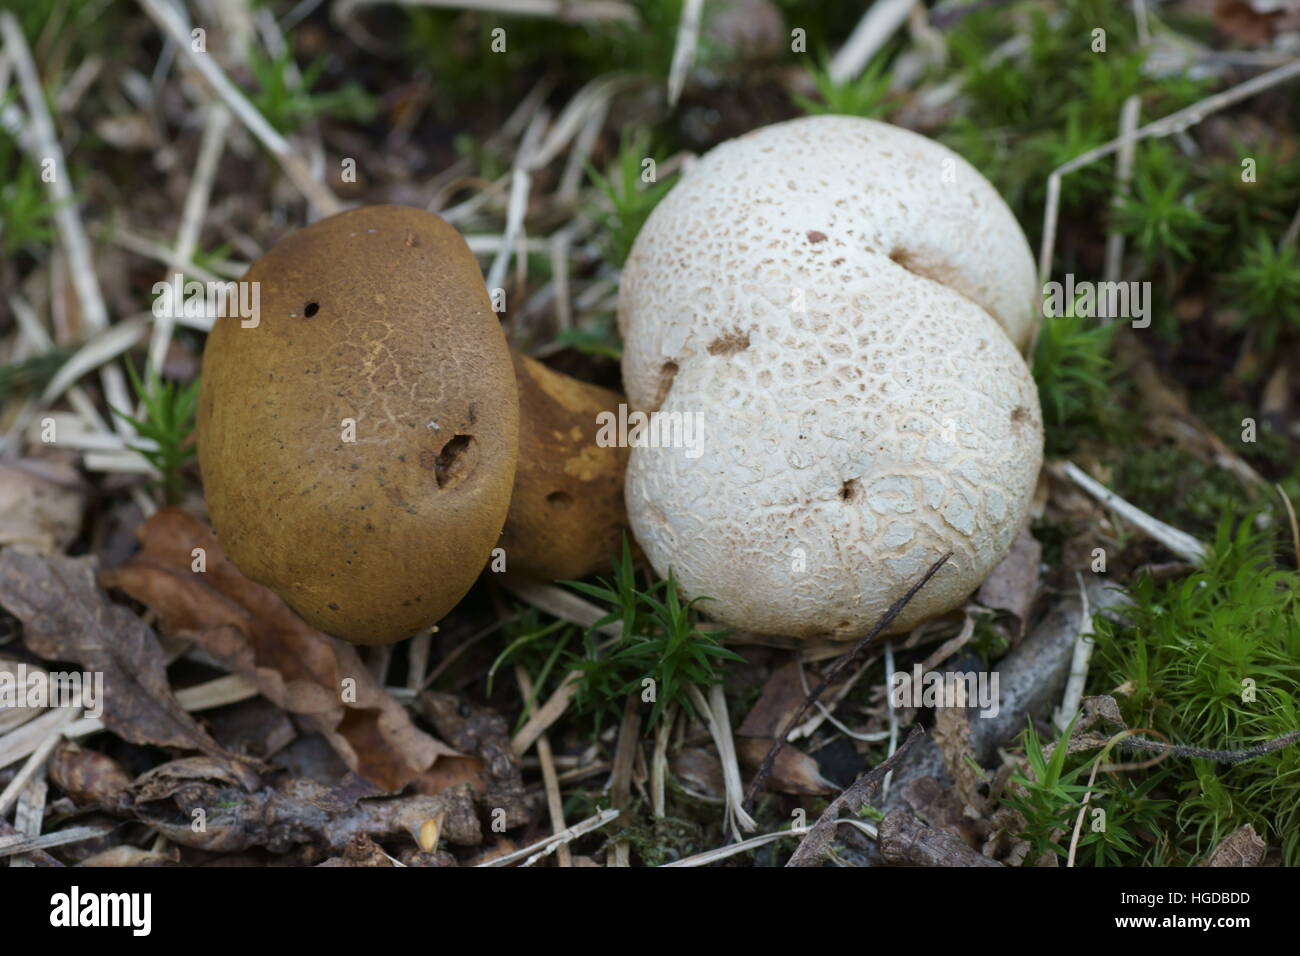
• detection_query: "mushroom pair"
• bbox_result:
[617,115,1044,641]
[197,205,627,645]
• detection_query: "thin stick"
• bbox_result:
[0,825,114,859]
[742,552,952,810]
[651,706,673,817]
[0,707,79,818]
[1054,572,1095,732]
[880,640,899,803]
[476,808,620,867]
[1102,95,1141,284]
[9,778,47,867]
[1061,461,1207,563]
[829,0,916,83]
[515,664,571,866]
[666,0,704,107]
[0,13,133,430]
[485,108,548,300]
[148,102,231,373]
[335,0,637,33]
[785,726,924,866]
[660,828,799,867]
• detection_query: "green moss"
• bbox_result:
[1089,519,1300,864]
[1112,443,1250,535]
[1032,311,1121,456]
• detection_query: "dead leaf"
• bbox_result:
[737,658,806,738]
[48,741,132,808]
[100,508,455,789]
[1214,0,1300,44]
[736,737,836,795]
[1202,823,1267,867]
[77,845,179,867]
[0,460,85,555]
[0,549,222,754]
[671,746,725,800]
[976,522,1041,637]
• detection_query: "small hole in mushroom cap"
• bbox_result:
[303,302,320,318]
[546,490,574,509]
[839,479,859,502]
[653,361,679,408]
[430,434,477,489]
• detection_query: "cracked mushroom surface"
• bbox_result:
[197,205,519,645]
[618,115,1043,640]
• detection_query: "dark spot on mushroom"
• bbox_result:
[887,247,913,270]
[1011,406,1028,424]
[468,402,478,425]
[432,434,477,489]
[303,302,320,318]
[707,331,750,356]
[807,230,828,243]
[839,479,859,502]
[653,361,679,408]
[546,490,574,509]
[405,231,421,247]
[328,602,340,611]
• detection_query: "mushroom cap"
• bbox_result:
[619,116,1043,640]
[197,205,518,645]
[499,353,631,581]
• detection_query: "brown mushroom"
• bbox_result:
[499,352,630,581]
[197,204,519,645]
[198,204,633,644]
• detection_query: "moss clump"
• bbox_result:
[1089,519,1300,864]
[1112,443,1250,535]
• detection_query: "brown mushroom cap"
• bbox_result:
[196,205,519,645]
[499,353,630,580]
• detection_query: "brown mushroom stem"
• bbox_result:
[498,353,631,582]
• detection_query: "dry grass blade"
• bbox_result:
[476,808,620,867]
[0,824,114,859]
[0,12,133,430]
[666,0,703,107]
[1061,461,1208,563]
[660,828,799,867]
[136,0,342,216]
[829,0,915,83]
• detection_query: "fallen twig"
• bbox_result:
[785,726,925,867]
